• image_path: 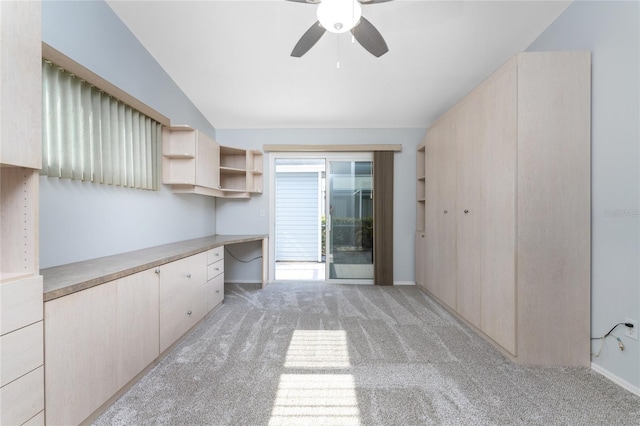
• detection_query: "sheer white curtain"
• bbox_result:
[42,59,161,190]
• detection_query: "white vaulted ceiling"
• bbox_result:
[106,0,571,129]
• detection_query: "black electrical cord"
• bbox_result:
[224,247,262,264]
[591,322,633,340]
[591,322,635,357]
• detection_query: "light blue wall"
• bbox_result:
[527,0,640,390]
[40,0,217,268]
[215,128,426,284]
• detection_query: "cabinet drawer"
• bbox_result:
[0,365,44,426]
[0,275,43,335]
[209,274,224,311]
[0,321,43,387]
[159,294,200,353]
[207,246,224,265]
[159,252,207,308]
[207,259,224,281]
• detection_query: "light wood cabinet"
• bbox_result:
[0,2,45,423]
[415,143,426,289]
[0,366,44,426]
[44,245,228,424]
[45,282,118,426]
[206,246,225,310]
[163,126,220,189]
[163,126,262,198]
[158,248,225,353]
[419,51,591,366]
[0,322,43,387]
[0,0,41,169]
[424,121,456,309]
[116,269,160,389]
[45,269,160,425]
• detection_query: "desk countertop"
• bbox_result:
[41,234,267,302]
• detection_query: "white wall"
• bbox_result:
[527,0,640,391]
[40,1,217,268]
[215,128,426,284]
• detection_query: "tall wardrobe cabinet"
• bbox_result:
[0,1,45,424]
[416,51,591,366]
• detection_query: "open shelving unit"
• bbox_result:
[162,126,263,199]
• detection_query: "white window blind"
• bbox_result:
[42,59,161,190]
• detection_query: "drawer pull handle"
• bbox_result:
[155,269,160,274]
[187,310,192,316]
[444,210,448,214]
[215,253,220,257]
[214,267,219,271]
[216,290,220,293]
[464,210,469,214]
[186,273,192,278]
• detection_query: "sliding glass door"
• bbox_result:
[326,160,374,282]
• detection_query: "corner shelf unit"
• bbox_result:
[163,126,263,199]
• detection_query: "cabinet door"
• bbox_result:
[415,232,426,289]
[434,119,457,309]
[455,96,482,328]
[424,128,440,298]
[0,1,41,169]
[116,269,160,389]
[479,59,517,355]
[45,282,118,426]
[159,252,207,307]
[195,132,220,189]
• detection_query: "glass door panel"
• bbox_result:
[327,160,374,281]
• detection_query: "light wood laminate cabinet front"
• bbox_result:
[45,269,160,425]
[0,0,41,169]
[45,282,118,426]
[0,3,44,423]
[163,126,220,190]
[159,252,208,353]
[116,269,160,389]
[418,51,591,366]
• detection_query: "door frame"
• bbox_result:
[268,152,374,284]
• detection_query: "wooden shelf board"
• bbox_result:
[220,146,245,155]
[166,125,194,131]
[164,153,195,159]
[220,167,246,174]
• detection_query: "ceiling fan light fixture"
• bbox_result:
[317,0,362,34]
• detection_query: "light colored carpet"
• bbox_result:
[94,283,640,425]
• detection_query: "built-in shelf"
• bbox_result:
[163,126,263,198]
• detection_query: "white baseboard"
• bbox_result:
[591,362,640,397]
[224,279,263,284]
[393,281,416,286]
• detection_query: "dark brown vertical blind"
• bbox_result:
[373,151,394,285]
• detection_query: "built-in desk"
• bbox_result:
[42,234,268,301]
[41,234,267,426]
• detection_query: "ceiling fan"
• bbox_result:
[287,0,391,58]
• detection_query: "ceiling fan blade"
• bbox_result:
[351,16,389,57]
[358,0,393,4]
[291,21,326,57]
[285,0,320,3]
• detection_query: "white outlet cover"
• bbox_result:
[624,319,638,340]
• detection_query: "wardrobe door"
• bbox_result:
[455,97,482,328]
[434,119,457,309]
[424,127,440,298]
[479,60,517,355]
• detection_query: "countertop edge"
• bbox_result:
[42,234,267,302]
